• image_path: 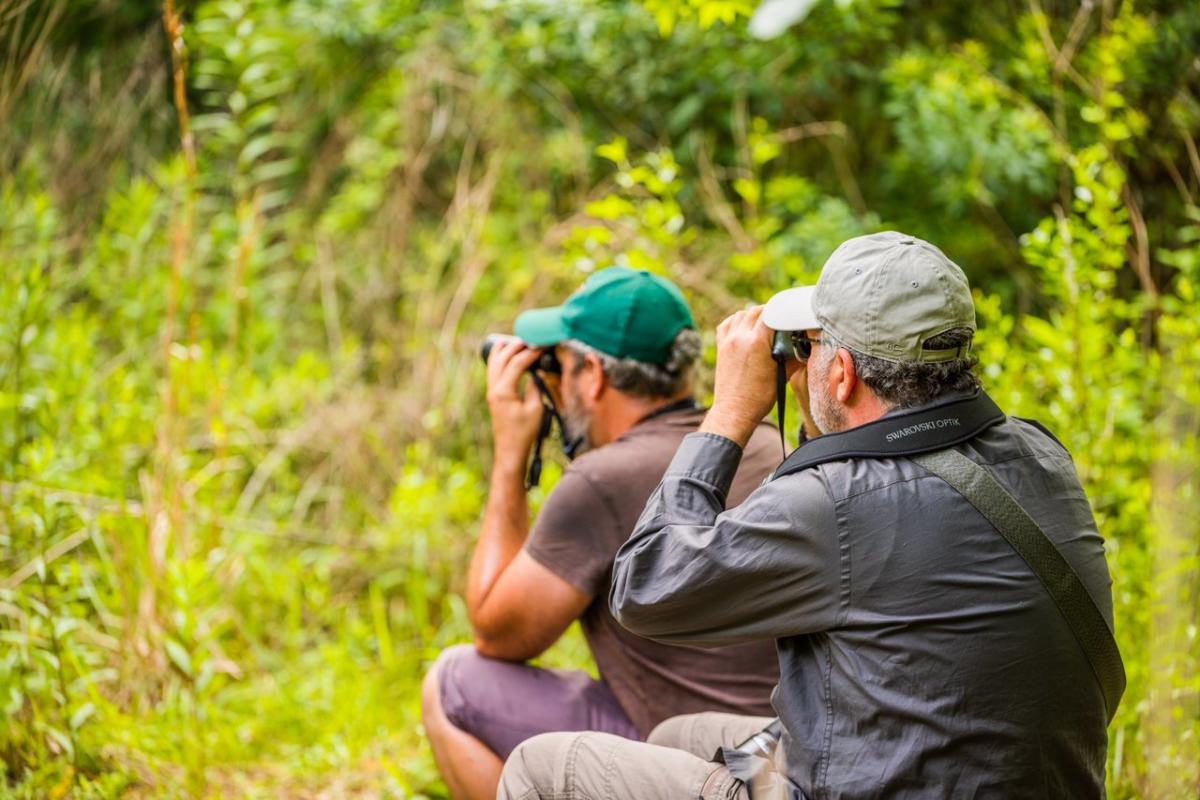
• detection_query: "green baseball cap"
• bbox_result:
[762,231,976,363]
[513,266,695,363]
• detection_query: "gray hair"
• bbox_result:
[563,329,701,399]
[831,327,981,409]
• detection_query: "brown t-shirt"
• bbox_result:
[524,405,781,736]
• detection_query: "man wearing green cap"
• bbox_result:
[422,266,781,800]
[499,233,1117,798]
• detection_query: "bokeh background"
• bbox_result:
[1,0,1198,796]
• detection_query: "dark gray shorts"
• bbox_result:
[435,644,640,760]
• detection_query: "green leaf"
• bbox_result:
[668,95,705,134]
[733,178,761,207]
[45,726,73,758]
[165,639,193,678]
[595,137,628,165]
[69,702,96,731]
[584,195,636,220]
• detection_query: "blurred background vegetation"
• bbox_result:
[0,0,1197,796]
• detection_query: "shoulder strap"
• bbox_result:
[772,392,1006,481]
[911,448,1126,724]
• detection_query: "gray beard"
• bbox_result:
[560,386,593,456]
[810,361,846,435]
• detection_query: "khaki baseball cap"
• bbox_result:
[762,231,976,363]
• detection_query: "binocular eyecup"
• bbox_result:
[480,333,562,374]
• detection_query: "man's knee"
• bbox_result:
[421,644,476,732]
[498,731,581,799]
[647,713,695,749]
[646,712,725,757]
[648,712,773,759]
[502,729,743,800]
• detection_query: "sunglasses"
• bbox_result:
[789,332,829,361]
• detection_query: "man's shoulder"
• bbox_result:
[526,415,702,591]
[808,413,1077,505]
[566,412,702,483]
[750,455,836,511]
[1001,416,1072,460]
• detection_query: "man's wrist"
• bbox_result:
[699,405,760,449]
[491,452,529,483]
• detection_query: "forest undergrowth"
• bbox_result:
[0,0,1198,797]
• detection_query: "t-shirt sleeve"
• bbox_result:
[524,467,622,597]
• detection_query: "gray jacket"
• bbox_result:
[611,403,1111,798]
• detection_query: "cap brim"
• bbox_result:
[513,306,570,346]
[762,286,820,332]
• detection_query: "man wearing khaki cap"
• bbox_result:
[499,232,1120,798]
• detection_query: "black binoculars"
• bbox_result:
[771,330,792,364]
[480,333,561,374]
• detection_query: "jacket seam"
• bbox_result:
[817,633,835,797]
[825,468,852,627]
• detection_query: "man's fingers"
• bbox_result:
[750,315,774,346]
[487,340,542,403]
[717,307,753,341]
[716,312,736,339]
[738,306,768,339]
[724,304,772,352]
[501,348,543,388]
[717,306,770,347]
[489,342,541,391]
[720,306,764,334]
[714,304,776,362]
[486,338,520,382]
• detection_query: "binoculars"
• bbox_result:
[771,330,792,365]
[480,333,562,374]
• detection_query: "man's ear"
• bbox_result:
[583,352,606,402]
[833,348,857,404]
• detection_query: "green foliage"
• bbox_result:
[884,45,1060,213]
[0,0,1197,797]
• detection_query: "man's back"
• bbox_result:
[526,406,782,735]
[773,415,1110,797]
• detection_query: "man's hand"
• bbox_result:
[486,339,547,474]
[700,305,780,448]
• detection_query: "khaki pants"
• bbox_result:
[497,712,776,800]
